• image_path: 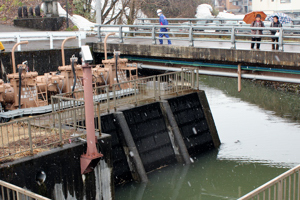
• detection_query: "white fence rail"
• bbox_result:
[239,165,300,200]
[96,24,300,51]
[137,18,300,27]
[0,180,50,200]
[0,31,86,50]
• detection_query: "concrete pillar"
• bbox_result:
[114,112,148,183]
[160,101,191,165]
[197,91,221,148]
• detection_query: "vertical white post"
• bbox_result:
[279,27,283,51]
[231,27,236,49]
[78,34,81,47]
[50,34,54,49]
[119,26,123,43]
[17,35,21,51]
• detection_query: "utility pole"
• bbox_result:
[96,0,102,24]
[66,0,69,28]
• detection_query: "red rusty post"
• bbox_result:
[80,62,103,174]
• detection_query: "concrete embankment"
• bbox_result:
[0,134,113,200]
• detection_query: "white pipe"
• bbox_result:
[141,64,300,84]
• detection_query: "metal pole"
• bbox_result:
[189,26,194,47]
[80,62,103,174]
[66,0,69,28]
[238,64,242,92]
[231,27,236,49]
[106,85,110,113]
[279,27,284,51]
[28,119,33,154]
[134,80,137,106]
[158,76,161,100]
[119,26,123,43]
[152,26,156,45]
[96,0,102,24]
[61,36,76,66]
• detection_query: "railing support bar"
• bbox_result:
[152,26,156,45]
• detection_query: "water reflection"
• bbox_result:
[116,150,287,199]
[115,75,300,199]
[200,76,300,123]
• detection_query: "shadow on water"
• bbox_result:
[116,150,287,200]
[199,75,300,123]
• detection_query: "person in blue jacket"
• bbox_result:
[157,9,171,45]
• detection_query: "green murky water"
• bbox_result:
[115,76,300,199]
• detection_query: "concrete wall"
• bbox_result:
[92,43,300,68]
[0,134,113,200]
[0,48,80,80]
[13,17,64,31]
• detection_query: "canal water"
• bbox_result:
[115,75,300,199]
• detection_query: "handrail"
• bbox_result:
[0,31,86,50]
[137,17,300,23]
[96,24,300,51]
[0,180,51,200]
[0,68,198,160]
[61,36,77,66]
[239,164,300,200]
[11,41,29,74]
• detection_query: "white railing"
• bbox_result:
[0,31,86,50]
[137,18,300,27]
[239,164,300,200]
[96,24,300,51]
[0,180,50,200]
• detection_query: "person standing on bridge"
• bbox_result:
[270,16,282,50]
[250,14,265,50]
[157,9,172,45]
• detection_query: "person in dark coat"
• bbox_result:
[250,14,265,50]
[270,16,282,50]
[157,9,171,45]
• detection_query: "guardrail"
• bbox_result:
[96,24,300,51]
[0,68,197,161]
[239,164,300,200]
[0,180,50,200]
[0,31,86,50]
[52,68,198,113]
[0,102,100,160]
[137,18,300,27]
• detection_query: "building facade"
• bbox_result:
[252,0,300,17]
[216,0,252,13]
